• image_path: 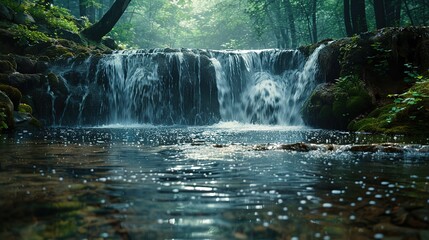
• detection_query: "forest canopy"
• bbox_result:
[8,0,429,49]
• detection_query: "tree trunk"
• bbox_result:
[284,0,297,47]
[81,0,131,42]
[311,0,317,43]
[344,0,353,36]
[374,0,386,28]
[79,0,87,17]
[351,0,367,33]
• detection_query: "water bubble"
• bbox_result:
[331,190,342,195]
[323,203,333,208]
[374,233,384,239]
[349,215,356,221]
[100,232,109,238]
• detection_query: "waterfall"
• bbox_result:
[49,46,326,126]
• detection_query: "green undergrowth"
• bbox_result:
[9,24,51,44]
[349,80,429,134]
[3,0,80,33]
[302,75,373,130]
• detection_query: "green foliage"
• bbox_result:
[9,24,50,44]
[333,75,373,120]
[387,82,429,123]
[404,63,424,83]
[367,42,392,75]
[339,35,362,74]
[350,79,429,134]
[18,103,33,114]
[1,0,25,12]
[27,4,79,33]
[302,75,373,130]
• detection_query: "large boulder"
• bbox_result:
[0,84,22,111]
[13,55,36,74]
[0,60,15,73]
[0,90,14,129]
[302,76,373,130]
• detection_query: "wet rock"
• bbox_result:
[34,61,49,73]
[0,90,14,128]
[14,111,32,123]
[213,144,228,148]
[102,37,118,50]
[350,144,378,153]
[0,29,18,54]
[57,29,84,44]
[0,55,17,70]
[0,60,15,73]
[13,55,36,74]
[6,73,42,93]
[278,142,317,152]
[381,145,404,153]
[0,84,21,111]
[0,4,13,21]
[252,144,269,151]
[13,12,35,24]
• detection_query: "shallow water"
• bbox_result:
[1,125,429,239]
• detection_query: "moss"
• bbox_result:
[303,75,374,129]
[0,102,13,130]
[29,117,42,128]
[0,84,22,110]
[18,103,32,114]
[349,81,429,134]
[47,72,59,89]
[44,45,74,59]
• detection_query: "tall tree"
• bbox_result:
[374,0,402,28]
[311,0,317,43]
[81,0,131,42]
[344,0,367,36]
[283,0,297,47]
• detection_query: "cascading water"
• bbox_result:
[50,45,326,126]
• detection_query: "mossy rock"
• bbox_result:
[44,45,75,59]
[0,91,14,129]
[350,81,429,134]
[302,76,374,130]
[47,72,59,88]
[0,60,15,73]
[0,84,22,110]
[18,103,32,114]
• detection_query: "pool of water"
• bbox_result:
[1,124,428,239]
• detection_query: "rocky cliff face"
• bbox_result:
[302,27,429,134]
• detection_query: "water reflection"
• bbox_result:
[0,127,428,239]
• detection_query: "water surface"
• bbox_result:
[1,125,428,239]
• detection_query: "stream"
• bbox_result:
[1,124,428,239]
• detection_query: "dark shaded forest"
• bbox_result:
[24,0,429,49]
